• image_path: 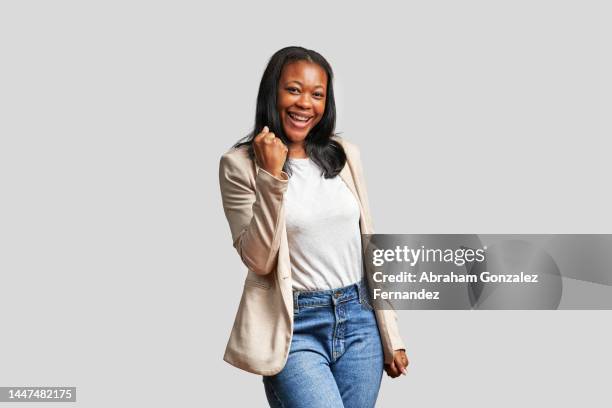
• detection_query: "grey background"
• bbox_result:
[0,0,610,407]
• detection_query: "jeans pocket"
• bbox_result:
[361,299,374,311]
[359,285,374,311]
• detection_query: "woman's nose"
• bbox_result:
[295,93,313,109]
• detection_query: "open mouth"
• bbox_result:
[287,111,313,128]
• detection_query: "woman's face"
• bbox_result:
[277,60,327,145]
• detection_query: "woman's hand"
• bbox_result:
[253,126,288,178]
[384,349,409,378]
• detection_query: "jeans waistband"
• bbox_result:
[292,278,367,312]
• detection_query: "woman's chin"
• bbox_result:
[284,130,310,144]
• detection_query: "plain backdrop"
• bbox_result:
[1,1,610,407]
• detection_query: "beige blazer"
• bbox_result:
[218,137,405,376]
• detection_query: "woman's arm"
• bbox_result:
[219,150,288,276]
[349,141,409,376]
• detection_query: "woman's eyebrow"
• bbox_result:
[285,80,325,89]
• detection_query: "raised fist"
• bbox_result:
[253,126,288,178]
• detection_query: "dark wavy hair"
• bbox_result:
[234,46,346,178]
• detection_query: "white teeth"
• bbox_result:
[289,112,311,122]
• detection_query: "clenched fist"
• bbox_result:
[253,126,288,178]
[384,349,409,378]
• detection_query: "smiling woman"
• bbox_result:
[233,46,345,179]
[276,61,327,158]
[220,46,409,408]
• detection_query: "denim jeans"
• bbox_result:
[262,279,384,407]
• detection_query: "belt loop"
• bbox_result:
[357,279,364,305]
[293,291,300,315]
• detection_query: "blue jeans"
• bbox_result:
[262,279,384,407]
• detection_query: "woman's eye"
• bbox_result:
[314,92,325,98]
[287,87,299,94]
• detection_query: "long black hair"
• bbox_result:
[234,46,346,178]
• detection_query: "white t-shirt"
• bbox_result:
[284,157,363,291]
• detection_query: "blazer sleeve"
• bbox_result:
[351,143,407,354]
[218,151,289,276]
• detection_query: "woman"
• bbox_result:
[219,46,409,407]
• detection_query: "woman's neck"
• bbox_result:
[287,143,307,159]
